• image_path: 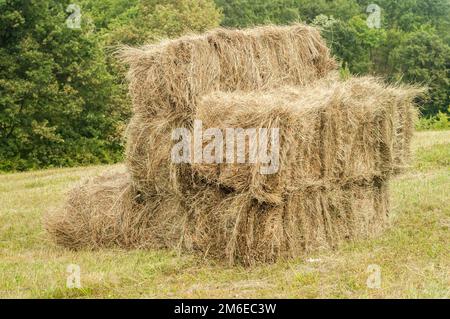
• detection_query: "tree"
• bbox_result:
[84,0,223,46]
[356,0,450,33]
[389,27,450,115]
[0,0,222,171]
[215,0,361,28]
[0,0,125,170]
[215,0,300,28]
[316,15,386,74]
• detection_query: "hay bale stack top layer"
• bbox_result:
[120,24,337,118]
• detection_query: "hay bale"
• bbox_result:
[44,167,184,250]
[192,76,416,204]
[45,165,388,265]
[121,24,337,195]
[46,24,422,266]
[125,112,183,197]
[178,176,389,266]
[45,167,137,249]
[119,24,337,117]
[388,86,423,173]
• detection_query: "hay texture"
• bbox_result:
[45,167,150,249]
[46,24,421,266]
[122,24,337,195]
[44,166,186,250]
[192,76,413,204]
[181,178,390,265]
[45,168,388,266]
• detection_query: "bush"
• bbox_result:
[416,111,450,131]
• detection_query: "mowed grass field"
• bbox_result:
[0,130,449,298]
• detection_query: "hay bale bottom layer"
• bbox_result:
[45,169,389,266]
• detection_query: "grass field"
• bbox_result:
[0,130,449,298]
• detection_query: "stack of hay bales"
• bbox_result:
[45,24,421,266]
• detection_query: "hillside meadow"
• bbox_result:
[0,130,448,298]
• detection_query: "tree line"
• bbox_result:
[1,0,448,171]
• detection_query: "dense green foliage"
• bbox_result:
[0,0,448,171]
[0,0,221,171]
[79,0,222,45]
[0,0,126,170]
[216,0,450,117]
[416,108,450,131]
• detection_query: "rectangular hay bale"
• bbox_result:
[192,76,401,204]
[179,178,389,266]
[119,24,336,117]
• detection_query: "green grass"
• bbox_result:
[1,131,449,298]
